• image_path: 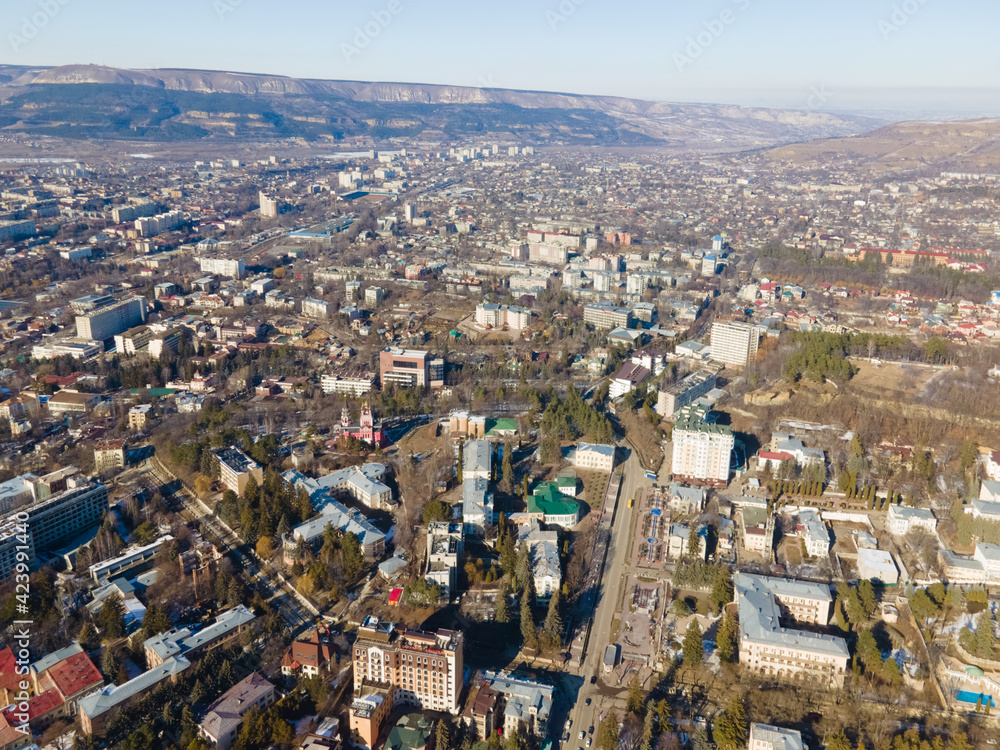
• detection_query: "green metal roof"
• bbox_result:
[529,482,580,517]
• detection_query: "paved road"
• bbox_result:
[562,445,645,749]
[144,458,316,631]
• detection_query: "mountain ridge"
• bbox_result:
[0,63,886,149]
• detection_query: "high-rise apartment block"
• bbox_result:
[710,321,760,367]
[670,405,733,487]
[353,617,463,714]
[0,469,108,579]
[75,297,147,342]
[199,256,245,279]
[259,192,279,218]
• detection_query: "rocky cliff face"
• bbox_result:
[0,64,885,148]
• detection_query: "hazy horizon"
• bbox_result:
[5,0,1000,119]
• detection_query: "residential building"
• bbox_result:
[517,520,561,599]
[463,439,493,480]
[144,605,256,668]
[215,447,264,496]
[748,724,806,750]
[20,642,104,732]
[475,303,531,330]
[281,628,338,679]
[79,656,191,735]
[128,404,152,429]
[200,673,275,750]
[47,390,101,415]
[350,685,394,750]
[710,321,760,367]
[856,548,899,585]
[733,573,849,684]
[198,257,245,279]
[583,303,633,330]
[479,671,553,739]
[609,361,650,400]
[0,473,108,580]
[379,347,437,388]
[462,477,494,537]
[259,192,279,219]
[656,369,718,416]
[564,442,616,473]
[93,440,126,474]
[886,504,937,536]
[302,298,332,319]
[75,297,147,342]
[666,483,705,516]
[352,617,464,714]
[670,405,733,487]
[321,371,377,397]
[0,393,40,422]
[425,522,463,596]
[113,325,152,356]
[798,509,829,557]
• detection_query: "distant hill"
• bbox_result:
[765,118,1000,171]
[0,64,884,149]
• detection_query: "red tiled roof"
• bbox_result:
[45,652,103,700]
[3,688,63,722]
[0,648,21,694]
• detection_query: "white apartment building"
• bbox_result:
[656,369,718,416]
[565,442,616,473]
[710,321,761,367]
[463,440,493,480]
[517,520,561,599]
[475,303,531,330]
[199,256,245,279]
[671,405,733,487]
[734,573,849,685]
[302,298,332,319]
[0,471,109,579]
[425,522,463,596]
[321,372,376,397]
[798,509,829,557]
[886,503,937,536]
[259,192,279,219]
[76,297,147,341]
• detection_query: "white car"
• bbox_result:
[579,731,586,740]
[586,739,592,748]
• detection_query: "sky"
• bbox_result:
[5,0,1000,117]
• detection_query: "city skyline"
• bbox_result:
[4,0,1000,117]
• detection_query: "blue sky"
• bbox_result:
[5,0,999,114]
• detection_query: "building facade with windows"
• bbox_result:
[352,617,464,714]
